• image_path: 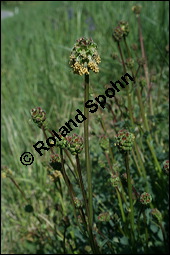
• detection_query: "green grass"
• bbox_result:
[1,1,169,254]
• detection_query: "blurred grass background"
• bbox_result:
[1,1,169,254]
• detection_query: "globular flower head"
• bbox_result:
[119,21,129,37]
[49,154,62,171]
[115,129,135,152]
[69,37,101,75]
[110,174,120,187]
[112,26,124,42]
[56,134,68,149]
[132,5,142,15]
[98,212,110,222]
[126,58,134,69]
[31,107,47,129]
[66,134,84,155]
[150,208,162,222]
[99,135,109,153]
[163,160,169,175]
[140,192,152,205]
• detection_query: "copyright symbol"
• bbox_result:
[20,152,34,166]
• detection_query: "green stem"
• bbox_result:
[75,154,88,217]
[116,187,126,222]
[84,74,93,228]
[124,152,134,230]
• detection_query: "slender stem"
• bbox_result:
[84,74,93,228]
[116,187,126,222]
[136,87,161,175]
[137,15,154,117]
[75,154,88,216]
[42,126,54,154]
[117,42,134,125]
[9,177,28,201]
[124,152,134,230]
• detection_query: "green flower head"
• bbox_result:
[140,192,152,205]
[69,37,101,75]
[115,129,135,152]
[119,21,129,37]
[112,26,124,42]
[99,135,110,153]
[98,212,111,222]
[132,5,142,15]
[163,160,169,175]
[31,107,47,129]
[67,134,84,155]
[110,174,120,187]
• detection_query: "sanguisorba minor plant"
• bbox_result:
[2,5,169,254]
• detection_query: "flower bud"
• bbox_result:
[67,134,83,155]
[99,135,109,153]
[163,160,169,175]
[115,129,135,152]
[110,174,120,187]
[111,52,119,60]
[137,57,145,66]
[112,26,124,42]
[31,107,46,129]
[56,134,68,149]
[139,76,147,87]
[140,192,152,205]
[98,212,110,222]
[49,154,62,171]
[150,208,162,222]
[132,5,142,15]
[73,197,82,208]
[69,37,101,75]
[119,21,129,37]
[1,166,13,178]
[125,58,134,69]
[47,165,62,182]
[131,43,138,51]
